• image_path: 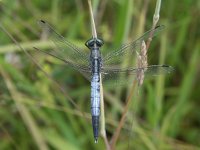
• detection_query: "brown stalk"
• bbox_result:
[109,0,162,147]
[110,79,137,150]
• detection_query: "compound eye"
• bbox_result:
[96,39,104,47]
[85,38,104,48]
[85,38,94,48]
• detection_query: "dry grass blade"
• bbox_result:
[0,23,89,128]
[0,65,48,150]
[88,0,97,38]
[146,0,161,50]
[109,0,163,148]
[100,75,110,150]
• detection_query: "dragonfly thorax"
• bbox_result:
[85,38,104,49]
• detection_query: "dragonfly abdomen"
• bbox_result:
[91,73,100,143]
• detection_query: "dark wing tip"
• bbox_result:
[33,46,38,50]
[37,20,52,33]
[40,20,46,23]
[37,20,47,27]
[155,24,165,30]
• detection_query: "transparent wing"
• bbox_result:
[101,65,174,86]
[33,47,91,81]
[100,25,169,84]
[36,20,91,80]
[102,25,165,67]
[102,65,173,75]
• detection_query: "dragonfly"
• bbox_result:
[35,20,173,143]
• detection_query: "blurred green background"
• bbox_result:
[0,0,199,150]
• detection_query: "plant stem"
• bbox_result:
[88,0,97,38]
[100,75,111,150]
[146,0,161,50]
[110,80,137,149]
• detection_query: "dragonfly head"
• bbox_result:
[85,38,104,49]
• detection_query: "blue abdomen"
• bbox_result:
[91,73,100,116]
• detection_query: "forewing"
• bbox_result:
[102,25,165,68]
[37,20,91,80]
[33,47,91,81]
[101,25,166,85]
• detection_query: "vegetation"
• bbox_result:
[0,0,199,149]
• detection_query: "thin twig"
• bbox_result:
[100,75,110,150]
[108,1,162,149]
[110,80,137,149]
[88,0,97,38]
[87,0,109,146]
